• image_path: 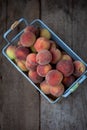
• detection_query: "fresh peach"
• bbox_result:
[16,60,28,72]
[40,28,51,39]
[50,48,62,64]
[49,40,56,49]
[26,53,38,66]
[25,61,37,70]
[56,60,74,77]
[24,25,39,37]
[46,69,63,86]
[73,60,86,77]
[20,31,36,47]
[62,75,75,88]
[6,45,16,60]
[40,80,50,94]
[36,49,52,65]
[37,64,52,77]
[50,83,65,97]
[15,46,29,60]
[34,37,50,52]
[61,54,72,61]
[28,70,43,84]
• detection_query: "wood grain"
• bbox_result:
[40,0,87,130]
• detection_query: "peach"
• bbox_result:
[40,80,50,94]
[28,70,43,84]
[25,61,37,70]
[49,40,56,49]
[24,25,39,37]
[50,48,62,64]
[56,60,74,77]
[36,49,52,65]
[15,46,29,60]
[46,69,63,86]
[20,31,36,47]
[37,64,52,77]
[40,28,51,39]
[16,60,28,72]
[26,53,38,66]
[61,54,72,61]
[73,60,86,77]
[30,45,37,53]
[34,37,50,52]
[6,45,16,60]
[62,75,75,88]
[50,83,65,97]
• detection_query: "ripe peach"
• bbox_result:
[34,37,50,52]
[26,53,38,66]
[24,25,39,37]
[6,45,16,60]
[46,69,63,86]
[40,28,51,39]
[36,49,52,65]
[56,60,74,77]
[62,75,75,88]
[15,46,29,60]
[50,83,65,97]
[25,61,37,70]
[16,60,28,72]
[20,31,36,47]
[61,54,72,61]
[37,64,52,77]
[50,48,62,64]
[28,70,43,84]
[73,60,86,77]
[40,80,50,94]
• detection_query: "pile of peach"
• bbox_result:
[6,25,86,98]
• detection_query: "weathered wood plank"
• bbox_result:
[0,0,40,130]
[40,0,87,130]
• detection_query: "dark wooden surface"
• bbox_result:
[0,0,87,130]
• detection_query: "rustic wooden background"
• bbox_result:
[0,0,87,130]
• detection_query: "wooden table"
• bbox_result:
[0,0,87,130]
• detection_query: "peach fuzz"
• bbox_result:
[28,70,43,84]
[46,69,63,86]
[36,49,52,65]
[62,75,75,88]
[40,80,50,94]
[6,45,16,60]
[34,37,50,52]
[26,53,38,66]
[56,60,74,77]
[37,64,52,77]
[50,83,65,97]
[15,46,29,60]
[50,48,62,64]
[40,28,51,39]
[73,60,86,77]
[20,31,36,47]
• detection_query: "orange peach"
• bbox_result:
[40,80,50,94]
[36,49,52,65]
[50,48,62,64]
[34,37,50,52]
[50,83,65,97]
[73,60,86,77]
[56,60,74,77]
[6,45,16,60]
[37,64,52,77]
[16,60,28,72]
[15,46,29,60]
[46,69,63,86]
[20,31,36,47]
[28,70,43,84]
